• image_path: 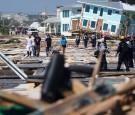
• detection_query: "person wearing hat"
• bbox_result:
[115,36,130,71]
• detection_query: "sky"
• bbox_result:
[0,0,77,14]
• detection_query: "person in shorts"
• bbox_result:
[60,35,67,54]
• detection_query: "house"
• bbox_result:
[42,17,61,35]
[68,0,135,36]
[59,4,82,36]
[121,3,135,36]
[59,1,135,36]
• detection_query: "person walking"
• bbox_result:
[26,34,33,58]
[132,36,135,66]
[115,36,130,71]
[83,34,88,48]
[126,40,134,68]
[75,35,80,47]
[60,35,67,54]
[97,38,109,71]
[91,33,96,47]
[34,34,41,57]
[45,34,52,56]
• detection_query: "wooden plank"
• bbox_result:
[99,72,135,77]
[26,79,87,95]
[43,89,105,115]
[0,90,48,110]
[42,81,135,115]
[26,79,43,83]
[68,96,122,115]
[71,80,87,94]
[89,51,103,87]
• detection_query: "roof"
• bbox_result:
[60,4,82,10]
[122,3,135,12]
[77,0,123,10]
[42,17,60,23]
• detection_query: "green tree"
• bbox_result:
[0,26,9,35]
[121,11,135,37]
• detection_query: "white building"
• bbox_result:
[42,17,61,35]
[59,4,82,36]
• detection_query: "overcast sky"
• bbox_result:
[0,0,77,14]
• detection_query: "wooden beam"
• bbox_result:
[69,96,122,115]
[71,80,87,94]
[89,51,103,87]
[0,90,48,110]
[42,81,135,114]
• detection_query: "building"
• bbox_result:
[76,1,124,36]
[42,17,61,35]
[60,4,82,36]
[59,0,135,36]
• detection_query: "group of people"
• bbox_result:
[26,34,67,57]
[115,35,135,71]
[95,35,135,72]
[75,33,97,48]
[25,33,41,58]
[26,32,135,72]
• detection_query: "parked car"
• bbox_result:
[27,28,38,35]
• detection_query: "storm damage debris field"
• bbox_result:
[0,35,135,115]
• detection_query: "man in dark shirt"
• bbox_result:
[83,34,88,48]
[34,34,41,57]
[115,36,130,71]
[45,34,52,56]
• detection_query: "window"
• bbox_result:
[103,23,108,31]
[85,5,90,12]
[111,25,116,32]
[63,10,69,17]
[91,21,96,28]
[77,9,81,12]
[115,10,119,14]
[108,9,112,15]
[83,19,88,27]
[100,8,104,16]
[93,7,98,14]
[63,24,69,32]
[58,25,61,33]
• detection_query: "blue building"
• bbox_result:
[60,1,135,36]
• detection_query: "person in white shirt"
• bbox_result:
[26,34,33,57]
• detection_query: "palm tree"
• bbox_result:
[121,11,135,37]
